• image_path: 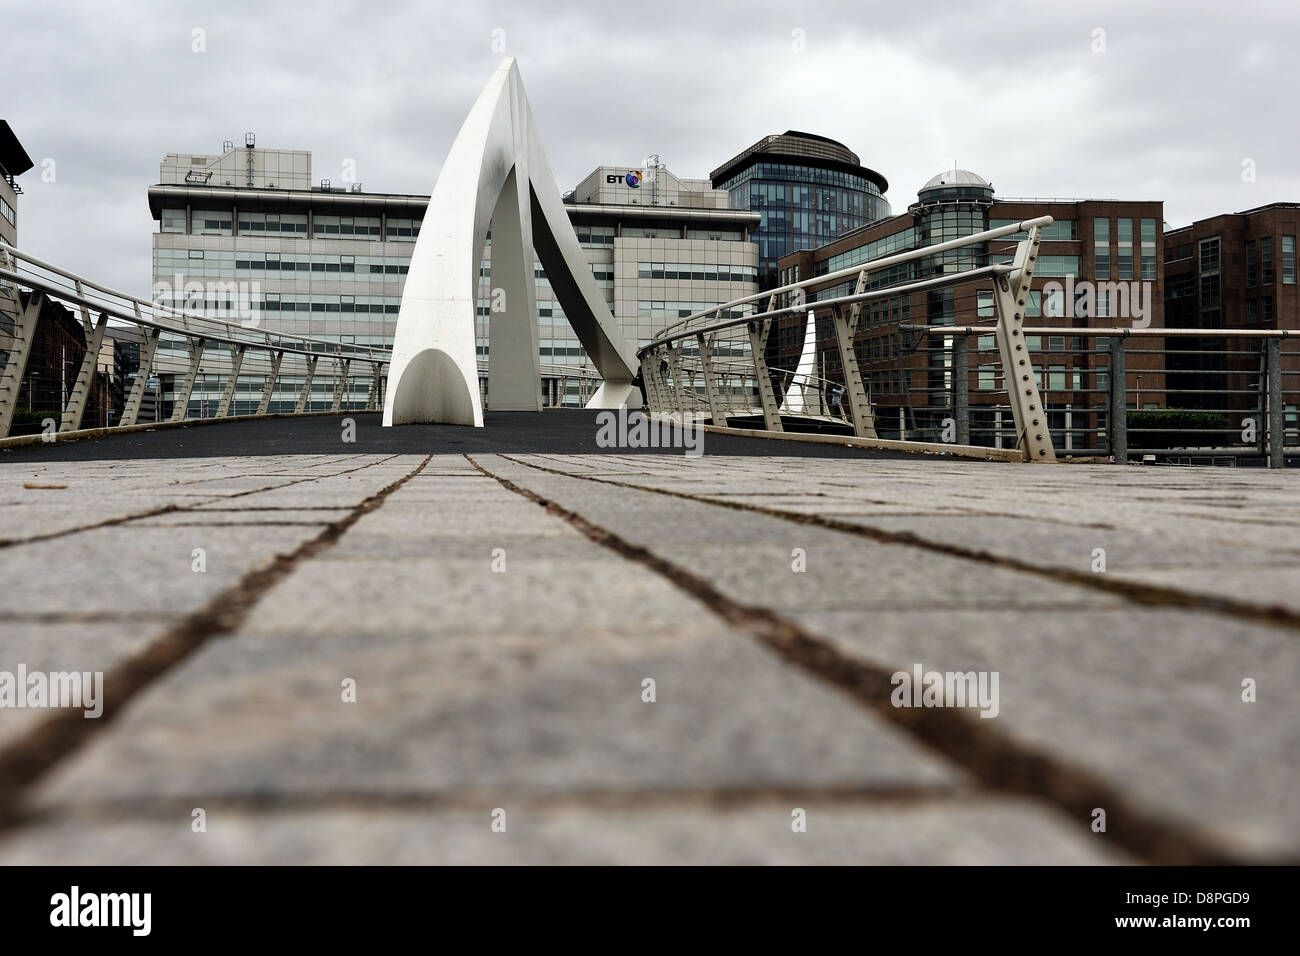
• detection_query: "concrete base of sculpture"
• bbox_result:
[585,381,641,410]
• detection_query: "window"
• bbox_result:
[1200,274,1220,308]
[977,290,994,317]
[1247,241,1257,288]
[1094,218,1110,280]
[160,209,185,233]
[1262,297,1274,324]
[978,369,997,390]
[1261,237,1273,285]
[1117,218,1133,280]
[1141,218,1157,279]
[1284,236,1296,284]
[1199,236,1220,273]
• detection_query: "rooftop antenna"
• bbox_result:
[244,132,256,186]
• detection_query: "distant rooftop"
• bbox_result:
[710,131,889,194]
[0,120,34,182]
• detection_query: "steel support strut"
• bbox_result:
[60,310,110,432]
[747,316,783,432]
[170,337,206,422]
[215,345,246,418]
[257,351,284,416]
[665,345,687,422]
[295,355,319,414]
[697,332,728,427]
[0,292,43,439]
[120,327,161,427]
[331,358,351,413]
[833,277,878,437]
[992,226,1056,462]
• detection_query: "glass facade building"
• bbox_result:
[710,132,889,288]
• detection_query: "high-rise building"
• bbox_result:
[778,169,1163,447]
[710,131,890,288]
[149,143,760,411]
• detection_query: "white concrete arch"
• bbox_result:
[384,57,640,426]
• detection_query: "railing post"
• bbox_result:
[0,292,42,439]
[296,355,319,413]
[953,333,969,445]
[747,318,783,432]
[120,326,160,427]
[1267,338,1284,469]
[1109,335,1128,464]
[331,357,351,412]
[992,226,1056,462]
[215,344,246,418]
[365,361,381,411]
[640,353,663,414]
[60,310,110,432]
[170,336,205,422]
[697,332,728,427]
[665,345,687,422]
[258,351,284,415]
[832,303,878,438]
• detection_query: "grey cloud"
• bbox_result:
[7,0,1297,293]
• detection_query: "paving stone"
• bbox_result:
[0,798,1129,865]
[0,524,322,616]
[791,607,1300,860]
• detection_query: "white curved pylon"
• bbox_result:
[384,57,640,427]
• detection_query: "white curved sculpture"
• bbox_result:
[384,58,640,426]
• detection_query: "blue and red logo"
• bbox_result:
[624,170,642,188]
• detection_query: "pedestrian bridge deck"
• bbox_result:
[0,412,1295,864]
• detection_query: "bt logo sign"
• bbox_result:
[606,170,642,188]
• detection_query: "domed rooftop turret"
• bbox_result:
[913,168,995,208]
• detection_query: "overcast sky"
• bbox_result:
[8,0,1298,295]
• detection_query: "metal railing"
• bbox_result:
[0,241,609,438]
[0,240,391,438]
[897,325,1296,467]
[638,217,1061,461]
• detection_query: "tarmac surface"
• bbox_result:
[0,411,1296,864]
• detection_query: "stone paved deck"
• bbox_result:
[0,412,1295,864]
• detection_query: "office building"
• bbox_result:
[778,169,1164,446]
[1,120,34,362]
[711,131,890,288]
[149,142,759,411]
[1164,203,1297,436]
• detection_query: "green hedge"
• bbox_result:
[1127,409,1234,449]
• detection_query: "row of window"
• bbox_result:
[154,292,404,315]
[815,227,919,277]
[636,262,759,282]
[990,219,1079,241]
[637,301,752,320]
[0,194,14,228]
[718,163,883,198]
[162,209,423,241]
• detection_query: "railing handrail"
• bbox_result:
[900,324,1295,338]
[1,265,382,364]
[1,240,390,363]
[647,215,1055,345]
[642,264,1014,353]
